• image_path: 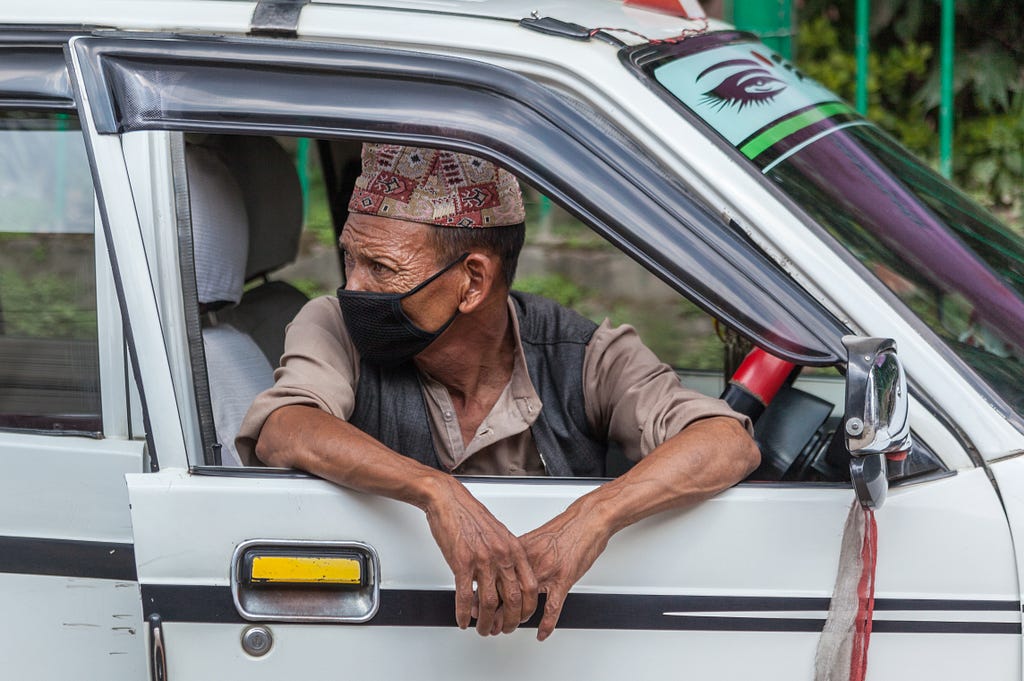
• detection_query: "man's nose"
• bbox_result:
[344,267,368,292]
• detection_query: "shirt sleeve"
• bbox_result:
[235,295,360,465]
[583,319,753,462]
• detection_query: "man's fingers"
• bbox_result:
[515,552,539,623]
[474,574,500,636]
[490,606,505,636]
[495,567,524,634]
[454,574,474,630]
[537,587,566,642]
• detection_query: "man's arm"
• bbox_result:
[520,415,759,641]
[256,404,539,636]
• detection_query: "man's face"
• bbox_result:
[340,213,462,332]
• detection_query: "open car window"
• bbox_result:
[64,33,944,482]
[171,131,943,485]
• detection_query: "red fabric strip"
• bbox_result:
[850,509,878,681]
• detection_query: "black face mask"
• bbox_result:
[336,253,469,368]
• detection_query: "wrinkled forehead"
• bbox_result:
[340,213,441,262]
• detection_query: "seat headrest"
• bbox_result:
[209,136,303,280]
[186,144,249,306]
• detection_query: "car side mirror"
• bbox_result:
[842,336,913,510]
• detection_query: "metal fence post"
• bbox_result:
[855,0,870,115]
[727,0,794,60]
[296,138,311,220]
[939,0,955,178]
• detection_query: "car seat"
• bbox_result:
[210,135,309,367]
[186,143,275,466]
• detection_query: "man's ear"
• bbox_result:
[458,252,501,313]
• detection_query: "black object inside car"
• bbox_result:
[749,385,834,481]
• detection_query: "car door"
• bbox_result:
[67,34,1021,681]
[0,33,147,679]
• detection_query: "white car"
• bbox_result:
[2,1,1023,679]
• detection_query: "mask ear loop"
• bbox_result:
[392,251,470,339]
[399,251,470,299]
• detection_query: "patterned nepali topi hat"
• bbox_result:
[347,143,525,228]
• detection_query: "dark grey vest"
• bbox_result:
[349,291,607,476]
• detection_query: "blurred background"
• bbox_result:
[706,0,1023,233]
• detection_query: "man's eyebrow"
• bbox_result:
[697,59,762,81]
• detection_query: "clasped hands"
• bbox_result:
[424,475,610,642]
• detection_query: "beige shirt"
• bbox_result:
[236,295,751,474]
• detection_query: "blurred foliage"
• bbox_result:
[0,246,96,339]
[796,0,1024,230]
[514,273,587,308]
[515,268,723,370]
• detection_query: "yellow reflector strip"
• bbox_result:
[250,556,362,585]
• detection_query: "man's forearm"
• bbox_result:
[255,404,449,509]
[579,416,759,534]
[519,415,759,640]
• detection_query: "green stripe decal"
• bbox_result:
[740,102,855,160]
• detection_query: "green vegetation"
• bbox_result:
[605,299,723,371]
[514,273,587,308]
[515,271,723,371]
[0,245,96,339]
[797,1,1024,231]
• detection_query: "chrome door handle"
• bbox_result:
[231,539,380,623]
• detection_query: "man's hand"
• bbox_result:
[257,406,539,636]
[519,500,610,641]
[520,417,759,641]
[424,475,539,636]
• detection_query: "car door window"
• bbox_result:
[181,131,943,485]
[0,112,100,433]
[67,36,950,483]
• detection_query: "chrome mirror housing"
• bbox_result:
[843,336,913,510]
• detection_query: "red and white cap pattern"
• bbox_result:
[348,144,525,228]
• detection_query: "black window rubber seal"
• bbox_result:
[171,135,222,466]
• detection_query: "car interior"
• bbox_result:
[175,133,944,483]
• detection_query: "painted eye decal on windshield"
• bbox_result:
[697,54,788,112]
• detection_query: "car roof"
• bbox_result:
[7,0,723,45]
[312,0,709,39]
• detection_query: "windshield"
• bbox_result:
[635,31,1024,416]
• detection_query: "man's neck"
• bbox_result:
[414,292,515,401]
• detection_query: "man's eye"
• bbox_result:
[700,68,786,111]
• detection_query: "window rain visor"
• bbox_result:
[0,45,74,110]
[636,32,1024,417]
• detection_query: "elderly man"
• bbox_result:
[237,143,759,641]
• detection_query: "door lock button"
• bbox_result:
[241,626,273,657]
